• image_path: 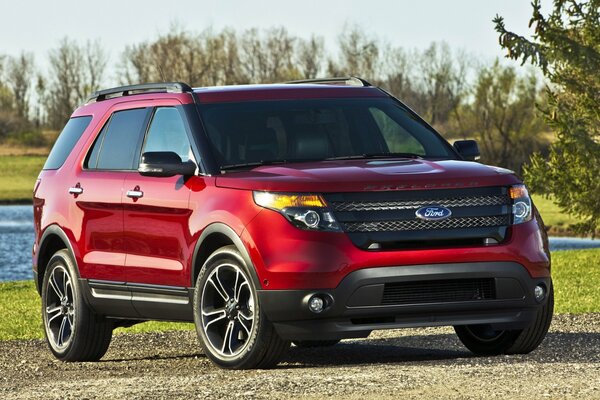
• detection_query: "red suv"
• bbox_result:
[33,78,553,369]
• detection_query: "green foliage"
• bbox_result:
[495,0,600,235]
[0,155,46,201]
[2,248,598,340]
[458,61,548,172]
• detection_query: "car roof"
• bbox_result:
[193,83,387,104]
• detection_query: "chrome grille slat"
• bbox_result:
[344,215,509,233]
[331,195,509,212]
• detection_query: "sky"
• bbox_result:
[1,0,547,82]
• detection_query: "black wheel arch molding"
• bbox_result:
[34,224,80,294]
[190,222,261,288]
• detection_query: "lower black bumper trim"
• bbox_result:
[258,261,550,341]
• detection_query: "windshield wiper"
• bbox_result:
[326,152,424,161]
[220,160,287,171]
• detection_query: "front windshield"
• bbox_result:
[199,98,457,170]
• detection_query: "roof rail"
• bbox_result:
[284,76,373,87]
[86,82,193,103]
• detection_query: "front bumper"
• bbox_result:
[258,261,551,341]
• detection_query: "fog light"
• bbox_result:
[308,295,325,313]
[534,285,545,302]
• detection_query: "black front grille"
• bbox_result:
[381,278,496,305]
[323,186,511,249]
[345,215,509,232]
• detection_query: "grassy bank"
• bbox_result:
[0,155,46,202]
[532,195,588,237]
[1,248,598,341]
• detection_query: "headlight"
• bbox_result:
[253,192,341,231]
[509,184,532,224]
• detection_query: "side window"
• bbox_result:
[86,108,149,170]
[142,107,192,162]
[43,116,92,170]
[369,108,425,155]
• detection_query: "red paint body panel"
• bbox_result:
[242,210,550,290]
[215,159,521,193]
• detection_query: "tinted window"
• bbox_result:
[142,108,191,162]
[87,108,149,170]
[43,116,92,170]
[199,98,455,169]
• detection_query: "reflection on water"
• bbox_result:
[0,205,35,282]
[0,205,599,282]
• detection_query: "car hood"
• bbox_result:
[215,159,521,193]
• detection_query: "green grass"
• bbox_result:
[0,280,193,341]
[0,155,46,202]
[1,248,598,340]
[552,249,600,314]
[532,194,584,236]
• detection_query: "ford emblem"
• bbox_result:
[415,206,452,221]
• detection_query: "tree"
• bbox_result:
[416,43,469,130]
[240,27,301,83]
[6,52,35,121]
[41,39,107,129]
[495,0,600,235]
[328,24,380,78]
[462,61,547,172]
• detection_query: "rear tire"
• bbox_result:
[293,340,341,348]
[41,249,113,361]
[455,283,553,356]
[193,246,290,369]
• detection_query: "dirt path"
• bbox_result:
[1,314,599,399]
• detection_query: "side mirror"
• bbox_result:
[453,140,480,161]
[138,151,197,177]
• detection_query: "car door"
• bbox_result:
[123,106,194,288]
[73,107,151,282]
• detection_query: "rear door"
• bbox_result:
[123,106,195,287]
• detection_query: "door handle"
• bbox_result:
[126,188,144,199]
[68,185,83,195]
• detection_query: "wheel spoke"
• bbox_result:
[49,272,64,300]
[236,281,249,303]
[57,316,67,346]
[207,276,229,302]
[46,306,62,324]
[237,317,251,336]
[221,321,234,354]
[202,308,228,329]
[233,269,240,301]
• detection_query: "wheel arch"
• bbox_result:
[191,223,261,288]
[36,225,79,294]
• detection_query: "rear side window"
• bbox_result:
[43,116,92,170]
[86,108,149,170]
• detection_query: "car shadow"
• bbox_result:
[280,331,600,368]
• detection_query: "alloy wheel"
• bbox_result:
[200,263,255,358]
[44,265,75,351]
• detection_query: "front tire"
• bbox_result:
[455,283,554,355]
[41,249,113,361]
[193,246,290,369]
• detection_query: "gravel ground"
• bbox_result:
[1,313,599,399]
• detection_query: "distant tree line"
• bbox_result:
[0,25,548,172]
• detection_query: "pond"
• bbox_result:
[1,205,599,282]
